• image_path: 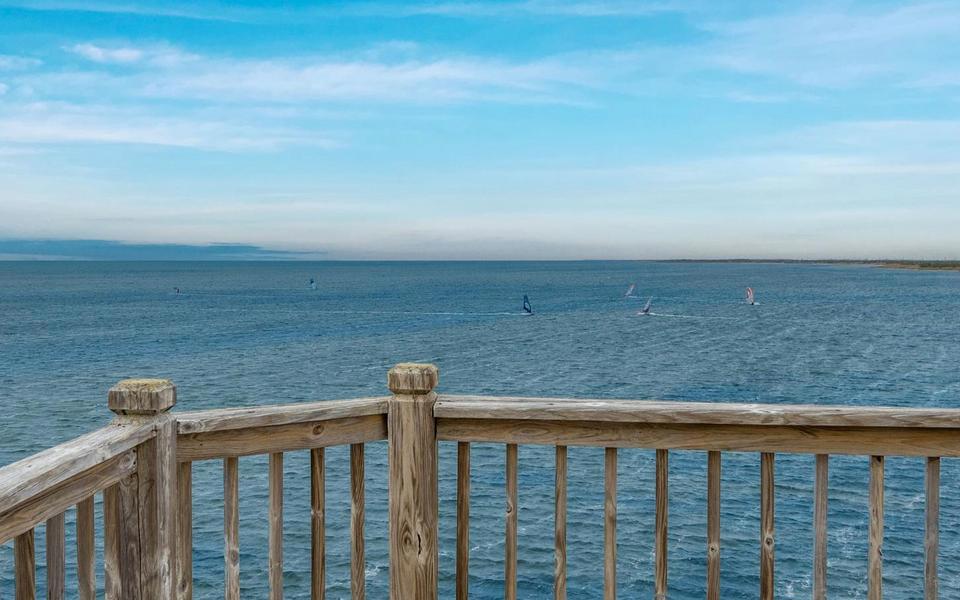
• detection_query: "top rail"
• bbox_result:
[176,396,389,434]
[435,395,960,428]
[0,421,154,512]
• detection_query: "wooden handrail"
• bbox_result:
[4,365,957,600]
[436,394,960,428]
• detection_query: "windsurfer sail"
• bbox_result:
[309,277,317,291]
[639,297,653,315]
[522,294,533,314]
[746,287,756,305]
[624,283,638,298]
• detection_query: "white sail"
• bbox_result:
[746,287,755,305]
[625,283,637,297]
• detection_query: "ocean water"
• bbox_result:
[1,260,959,598]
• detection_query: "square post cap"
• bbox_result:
[108,378,176,415]
[388,363,439,395]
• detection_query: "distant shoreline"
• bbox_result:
[661,259,960,271]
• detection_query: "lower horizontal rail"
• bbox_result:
[437,419,960,456]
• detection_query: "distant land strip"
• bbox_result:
[660,259,960,271]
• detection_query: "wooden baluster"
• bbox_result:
[177,462,193,600]
[269,453,283,600]
[869,456,884,600]
[655,449,668,600]
[45,513,65,600]
[311,448,325,600]
[387,363,439,600]
[76,497,95,600]
[813,455,828,600]
[456,442,470,600]
[351,444,365,600]
[926,457,940,600]
[103,483,121,600]
[604,448,617,600]
[554,446,567,600]
[706,451,721,600]
[760,453,775,600]
[505,443,518,600]
[224,457,240,600]
[14,528,35,600]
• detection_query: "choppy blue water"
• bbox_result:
[2,261,960,598]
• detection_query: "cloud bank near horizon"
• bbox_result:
[0,1,958,259]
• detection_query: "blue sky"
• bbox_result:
[0,0,958,259]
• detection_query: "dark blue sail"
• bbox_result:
[522,294,533,314]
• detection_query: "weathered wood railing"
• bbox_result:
[1,362,957,599]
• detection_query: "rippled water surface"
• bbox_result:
[2,261,960,598]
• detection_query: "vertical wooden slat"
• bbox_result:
[311,448,325,600]
[269,453,284,600]
[813,455,828,600]
[456,442,470,600]
[103,484,121,600]
[706,451,721,600]
[760,453,775,600]
[926,457,940,600]
[103,475,141,600]
[76,497,95,600]
[14,528,35,600]
[869,456,884,600]
[655,449,668,600]
[351,443,365,600]
[554,446,567,600]
[177,462,193,600]
[224,457,240,600]
[604,448,617,600]
[505,443,518,600]
[45,513,65,600]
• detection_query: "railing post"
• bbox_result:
[107,378,178,600]
[387,363,440,600]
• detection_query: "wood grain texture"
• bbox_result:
[311,448,325,600]
[387,386,438,600]
[706,451,720,600]
[351,444,365,600]
[108,379,176,415]
[136,416,178,600]
[760,453,775,600]
[177,462,192,600]
[269,453,284,600]
[435,395,960,428]
[604,447,617,600]
[176,397,389,434]
[456,442,470,600]
[813,455,828,600]
[103,484,121,600]
[437,418,960,456]
[505,444,518,600]
[554,446,567,600]
[224,457,240,600]
[0,452,136,545]
[869,456,884,600]
[177,415,387,462]
[14,528,35,600]
[655,449,668,600]
[0,423,152,514]
[45,512,65,600]
[926,457,939,600]
[76,497,95,600]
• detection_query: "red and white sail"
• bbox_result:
[746,287,755,305]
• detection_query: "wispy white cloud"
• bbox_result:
[66,42,197,66]
[0,55,42,70]
[0,102,337,151]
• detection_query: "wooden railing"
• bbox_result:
[2,362,958,599]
